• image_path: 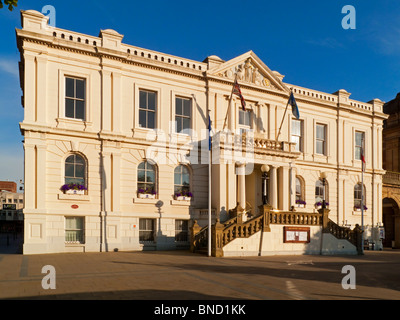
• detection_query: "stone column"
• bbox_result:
[290,164,296,210]
[269,165,278,210]
[278,166,289,211]
[36,55,48,124]
[236,163,246,212]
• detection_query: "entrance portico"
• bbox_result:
[211,130,299,222]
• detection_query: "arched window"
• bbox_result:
[137,161,156,194]
[174,165,191,197]
[354,184,366,209]
[295,177,304,204]
[315,179,328,205]
[65,154,86,186]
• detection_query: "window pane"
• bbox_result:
[245,111,251,126]
[176,117,182,133]
[65,164,74,177]
[316,124,325,139]
[147,92,156,110]
[176,98,182,115]
[75,100,85,120]
[139,90,147,109]
[183,99,191,116]
[292,136,300,151]
[316,141,324,154]
[75,79,85,99]
[182,117,190,131]
[146,170,155,183]
[139,110,147,128]
[355,132,363,147]
[355,147,361,160]
[75,164,85,178]
[138,162,145,170]
[182,172,190,186]
[292,120,300,135]
[65,99,75,118]
[147,111,155,129]
[239,110,244,125]
[65,155,75,164]
[137,170,145,182]
[74,155,85,165]
[66,78,75,98]
[174,172,181,185]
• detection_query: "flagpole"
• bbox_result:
[223,73,238,131]
[208,116,212,257]
[275,89,293,142]
[361,138,365,255]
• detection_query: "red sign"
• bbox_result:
[71,205,79,209]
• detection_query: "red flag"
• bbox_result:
[233,79,246,111]
[361,146,366,172]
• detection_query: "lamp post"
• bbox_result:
[261,164,270,205]
[320,171,328,209]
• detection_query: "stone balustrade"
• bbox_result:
[191,205,363,257]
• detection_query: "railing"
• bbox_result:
[383,171,400,186]
[191,206,363,256]
[324,219,362,250]
[221,213,264,247]
[212,131,290,153]
[269,211,322,226]
[190,224,208,253]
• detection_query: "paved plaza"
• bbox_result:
[0,245,400,300]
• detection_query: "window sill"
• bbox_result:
[56,117,93,131]
[58,193,90,201]
[170,199,192,206]
[133,197,159,204]
[352,210,368,215]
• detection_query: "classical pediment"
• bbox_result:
[207,51,289,93]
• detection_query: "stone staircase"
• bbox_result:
[191,205,363,257]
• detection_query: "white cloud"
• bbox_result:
[0,58,19,78]
[306,37,345,49]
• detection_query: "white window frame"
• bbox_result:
[134,83,161,133]
[174,96,192,134]
[58,70,91,126]
[65,216,85,244]
[291,118,303,152]
[238,107,253,135]
[354,131,365,161]
[139,218,156,242]
[315,123,327,155]
[175,219,189,242]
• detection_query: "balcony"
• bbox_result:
[383,171,400,186]
[212,131,298,162]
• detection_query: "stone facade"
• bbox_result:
[17,10,387,255]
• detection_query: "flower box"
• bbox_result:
[174,191,193,201]
[175,196,192,201]
[138,193,156,199]
[66,189,85,195]
[315,202,329,210]
[296,200,306,208]
[61,183,87,195]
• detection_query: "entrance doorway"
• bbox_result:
[382,198,400,248]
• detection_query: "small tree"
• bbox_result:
[0,0,18,11]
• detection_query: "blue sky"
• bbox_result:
[0,0,400,188]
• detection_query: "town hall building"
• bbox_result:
[17,10,387,255]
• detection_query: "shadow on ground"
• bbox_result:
[5,289,244,300]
